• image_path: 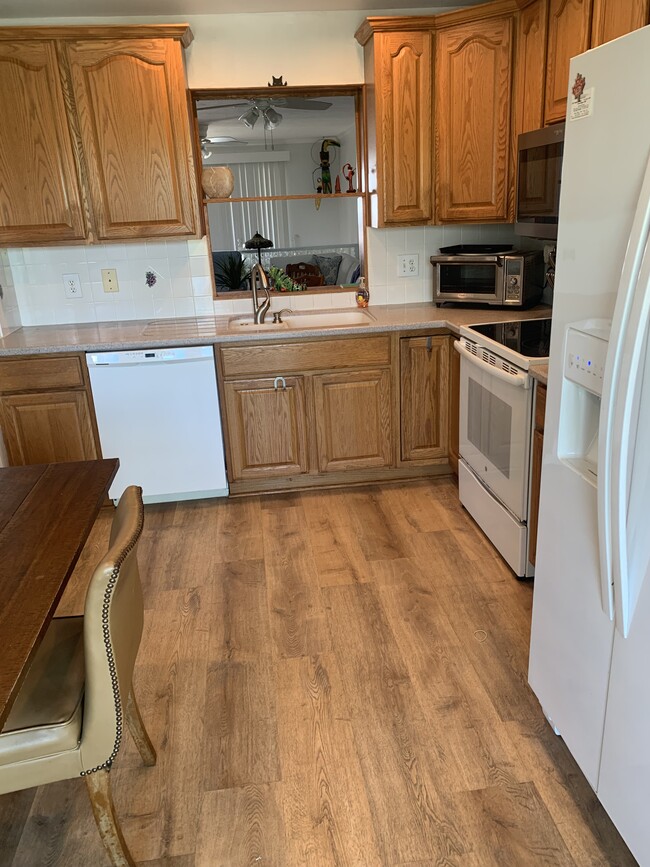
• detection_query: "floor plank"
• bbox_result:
[0,480,636,866]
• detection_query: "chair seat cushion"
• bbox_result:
[0,617,85,766]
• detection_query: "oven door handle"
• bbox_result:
[454,340,531,389]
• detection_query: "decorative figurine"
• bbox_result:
[318,138,340,194]
[342,163,356,193]
[335,175,341,194]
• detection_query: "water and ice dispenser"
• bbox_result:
[558,320,610,483]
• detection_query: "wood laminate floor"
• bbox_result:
[0,479,636,866]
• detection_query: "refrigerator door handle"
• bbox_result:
[610,241,650,638]
[598,149,650,621]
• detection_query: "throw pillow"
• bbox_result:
[313,254,343,285]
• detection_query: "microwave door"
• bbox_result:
[458,344,533,520]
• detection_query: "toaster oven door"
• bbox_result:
[435,259,502,303]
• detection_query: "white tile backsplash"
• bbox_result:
[4,222,520,326]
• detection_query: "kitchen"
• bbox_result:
[0,0,648,865]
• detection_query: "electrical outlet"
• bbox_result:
[63,273,83,299]
[397,254,419,277]
[101,268,119,293]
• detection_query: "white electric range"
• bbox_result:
[455,318,551,578]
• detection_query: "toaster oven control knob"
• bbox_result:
[509,276,518,286]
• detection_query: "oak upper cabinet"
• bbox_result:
[313,369,393,472]
[512,0,549,139]
[66,37,199,240]
[591,0,649,46]
[0,41,86,245]
[0,354,100,466]
[544,0,593,124]
[435,15,514,223]
[222,377,309,481]
[357,25,433,226]
[400,335,449,463]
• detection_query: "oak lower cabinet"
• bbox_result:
[0,354,101,466]
[221,376,309,481]
[400,335,449,463]
[313,369,392,471]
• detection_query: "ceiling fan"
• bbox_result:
[197,96,333,134]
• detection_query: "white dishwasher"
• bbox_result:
[87,346,228,503]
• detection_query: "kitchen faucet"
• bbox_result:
[250,262,271,324]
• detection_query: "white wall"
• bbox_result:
[0,250,21,336]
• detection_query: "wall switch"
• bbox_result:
[397,254,419,277]
[63,273,83,299]
[101,268,119,293]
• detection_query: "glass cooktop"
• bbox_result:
[469,318,552,359]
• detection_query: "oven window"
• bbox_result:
[467,377,512,478]
[438,263,498,296]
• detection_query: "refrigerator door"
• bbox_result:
[529,26,650,789]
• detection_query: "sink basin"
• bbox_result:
[284,310,374,328]
[228,317,288,331]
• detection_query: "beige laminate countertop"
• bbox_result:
[529,364,549,386]
[0,303,552,357]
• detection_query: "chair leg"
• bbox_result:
[125,690,157,767]
[85,768,135,867]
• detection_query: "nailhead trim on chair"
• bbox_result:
[80,491,144,777]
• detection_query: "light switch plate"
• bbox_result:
[397,254,419,277]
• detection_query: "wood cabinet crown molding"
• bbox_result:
[0,24,194,47]
[355,0,536,44]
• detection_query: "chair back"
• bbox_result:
[79,486,145,774]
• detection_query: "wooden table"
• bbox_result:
[0,459,118,729]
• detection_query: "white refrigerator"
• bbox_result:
[528,24,650,866]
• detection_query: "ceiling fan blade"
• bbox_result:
[280,99,333,111]
[196,102,250,112]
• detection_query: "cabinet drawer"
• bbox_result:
[535,382,547,432]
[0,355,85,393]
[220,335,391,378]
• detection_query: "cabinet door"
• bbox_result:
[313,369,393,472]
[400,336,449,463]
[0,390,99,466]
[374,31,433,225]
[448,335,461,473]
[436,16,513,222]
[513,0,549,139]
[528,428,544,566]
[0,41,85,245]
[223,377,308,481]
[591,0,649,46]
[66,38,198,240]
[545,0,593,124]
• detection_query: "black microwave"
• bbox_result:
[515,123,564,240]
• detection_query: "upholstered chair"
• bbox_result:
[0,485,155,867]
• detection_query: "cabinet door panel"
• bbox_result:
[591,0,649,46]
[513,0,549,139]
[375,31,433,224]
[400,336,449,463]
[436,17,513,222]
[0,391,99,466]
[0,41,85,244]
[313,369,393,472]
[66,38,198,240]
[545,0,593,124]
[223,377,308,481]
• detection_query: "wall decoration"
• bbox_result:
[342,163,356,193]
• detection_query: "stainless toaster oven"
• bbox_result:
[430,245,545,307]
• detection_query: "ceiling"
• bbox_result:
[0,0,477,18]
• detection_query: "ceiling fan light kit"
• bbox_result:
[239,106,260,128]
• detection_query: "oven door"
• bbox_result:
[457,340,533,520]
